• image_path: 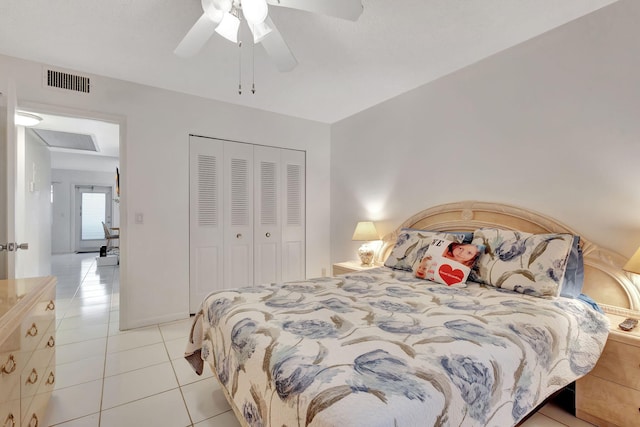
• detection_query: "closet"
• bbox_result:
[189,135,305,312]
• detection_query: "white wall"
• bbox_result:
[52,151,119,173]
[331,0,640,263]
[0,54,331,329]
[52,168,120,254]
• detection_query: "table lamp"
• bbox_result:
[352,221,379,266]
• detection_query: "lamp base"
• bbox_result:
[358,245,374,266]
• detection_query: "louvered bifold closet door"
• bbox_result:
[189,136,224,313]
[254,146,281,285]
[281,149,305,282]
[224,142,254,288]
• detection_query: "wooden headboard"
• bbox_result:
[377,201,640,311]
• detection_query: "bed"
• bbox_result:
[185,201,640,427]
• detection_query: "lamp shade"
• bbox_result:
[352,221,379,241]
[623,246,640,274]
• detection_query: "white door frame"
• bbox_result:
[0,82,17,279]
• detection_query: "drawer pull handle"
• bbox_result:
[46,371,55,385]
[47,336,55,348]
[3,413,15,427]
[46,300,55,311]
[26,368,38,384]
[1,354,16,374]
[26,323,38,337]
[28,414,38,427]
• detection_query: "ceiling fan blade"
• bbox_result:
[266,0,363,21]
[261,17,298,72]
[174,13,217,57]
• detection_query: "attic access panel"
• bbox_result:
[30,128,98,152]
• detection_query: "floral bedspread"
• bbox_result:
[185,267,609,427]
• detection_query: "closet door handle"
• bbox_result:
[236,233,242,239]
[265,232,271,238]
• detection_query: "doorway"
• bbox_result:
[75,185,114,252]
[5,104,121,277]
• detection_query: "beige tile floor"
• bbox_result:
[43,253,594,426]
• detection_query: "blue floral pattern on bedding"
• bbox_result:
[186,268,609,427]
[470,228,574,297]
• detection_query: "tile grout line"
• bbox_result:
[163,334,197,426]
[97,260,119,427]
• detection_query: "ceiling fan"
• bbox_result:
[174,0,364,72]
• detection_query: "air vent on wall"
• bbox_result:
[43,68,91,93]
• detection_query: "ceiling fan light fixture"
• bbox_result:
[249,20,272,43]
[211,0,233,12]
[15,112,43,127]
[215,12,240,43]
[242,0,268,24]
[204,6,224,22]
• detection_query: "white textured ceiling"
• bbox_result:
[0,0,619,124]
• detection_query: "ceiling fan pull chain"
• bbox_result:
[252,34,256,94]
[238,40,242,95]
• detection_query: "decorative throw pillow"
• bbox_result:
[414,238,484,287]
[470,228,574,298]
[384,228,473,272]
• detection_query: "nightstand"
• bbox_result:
[332,260,380,276]
[576,305,640,427]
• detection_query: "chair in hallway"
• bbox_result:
[101,222,119,253]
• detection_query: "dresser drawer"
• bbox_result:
[589,339,640,390]
[576,374,640,427]
[0,398,20,427]
[1,329,28,405]
[23,388,52,427]
[0,351,22,405]
[1,277,56,427]
[21,342,55,400]
[19,343,55,426]
[19,288,56,356]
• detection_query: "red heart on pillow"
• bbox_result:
[439,264,464,286]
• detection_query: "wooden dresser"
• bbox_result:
[576,306,640,427]
[0,276,56,427]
